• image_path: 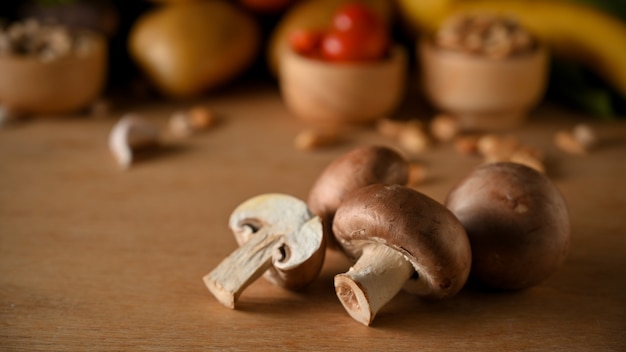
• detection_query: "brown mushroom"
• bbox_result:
[308,146,409,250]
[332,184,471,326]
[445,162,570,290]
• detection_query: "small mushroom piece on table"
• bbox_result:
[108,114,160,169]
[445,162,570,290]
[203,193,325,309]
[308,146,409,249]
[332,184,471,326]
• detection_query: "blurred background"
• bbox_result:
[1,0,625,119]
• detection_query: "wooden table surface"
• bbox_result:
[1,83,625,351]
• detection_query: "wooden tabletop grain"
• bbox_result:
[1,84,625,351]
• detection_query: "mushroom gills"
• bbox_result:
[204,193,325,309]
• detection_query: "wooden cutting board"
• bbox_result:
[1,84,625,351]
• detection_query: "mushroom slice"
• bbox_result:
[308,146,409,250]
[108,114,160,169]
[332,184,471,326]
[445,162,570,290]
[204,193,325,309]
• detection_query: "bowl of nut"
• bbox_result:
[279,3,407,127]
[0,19,107,115]
[419,13,548,131]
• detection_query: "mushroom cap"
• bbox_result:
[445,162,570,290]
[332,184,471,299]
[308,146,409,249]
[229,193,325,290]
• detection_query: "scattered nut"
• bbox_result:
[188,105,217,130]
[435,13,536,59]
[555,123,601,156]
[572,123,597,150]
[521,144,544,160]
[169,111,194,138]
[510,146,545,173]
[376,118,408,139]
[294,128,342,151]
[109,114,160,169]
[168,105,217,138]
[429,113,460,142]
[397,123,431,155]
[453,135,480,156]
[477,134,520,162]
[468,133,546,172]
[554,130,587,155]
[376,119,432,156]
[407,163,428,186]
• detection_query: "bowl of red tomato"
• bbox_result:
[279,2,407,127]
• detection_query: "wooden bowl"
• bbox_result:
[419,38,548,131]
[279,46,407,127]
[0,31,107,115]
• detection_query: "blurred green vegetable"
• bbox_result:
[549,0,626,118]
[567,0,626,22]
[548,60,626,119]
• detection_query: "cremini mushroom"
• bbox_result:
[445,162,570,290]
[108,114,160,169]
[307,146,409,249]
[332,184,471,326]
[203,193,325,309]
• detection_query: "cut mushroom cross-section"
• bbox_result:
[203,193,325,309]
[332,184,471,326]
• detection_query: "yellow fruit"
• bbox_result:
[267,0,393,76]
[129,1,259,98]
[395,0,450,34]
[396,0,626,98]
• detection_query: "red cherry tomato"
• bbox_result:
[321,2,389,62]
[321,28,388,62]
[288,29,324,58]
[332,2,385,34]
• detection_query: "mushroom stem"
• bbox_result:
[334,244,414,326]
[203,227,281,309]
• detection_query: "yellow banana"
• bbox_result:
[395,0,450,33]
[396,0,626,98]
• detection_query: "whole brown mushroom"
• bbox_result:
[445,162,570,290]
[308,146,409,249]
[332,184,471,326]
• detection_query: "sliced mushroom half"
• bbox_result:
[204,193,325,309]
